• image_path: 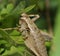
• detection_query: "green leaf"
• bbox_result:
[2,1,26,19]
[22,4,36,13]
[6,3,14,13]
[0,8,8,15]
[0,29,18,47]
[0,3,14,15]
[0,40,7,45]
[11,36,24,44]
[2,46,25,56]
[49,4,60,56]
[10,30,20,36]
[0,48,4,54]
[12,1,26,15]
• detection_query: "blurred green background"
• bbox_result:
[0,0,60,56]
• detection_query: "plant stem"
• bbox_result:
[45,0,53,36]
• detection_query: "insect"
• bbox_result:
[19,13,52,56]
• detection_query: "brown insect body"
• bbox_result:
[19,13,51,56]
